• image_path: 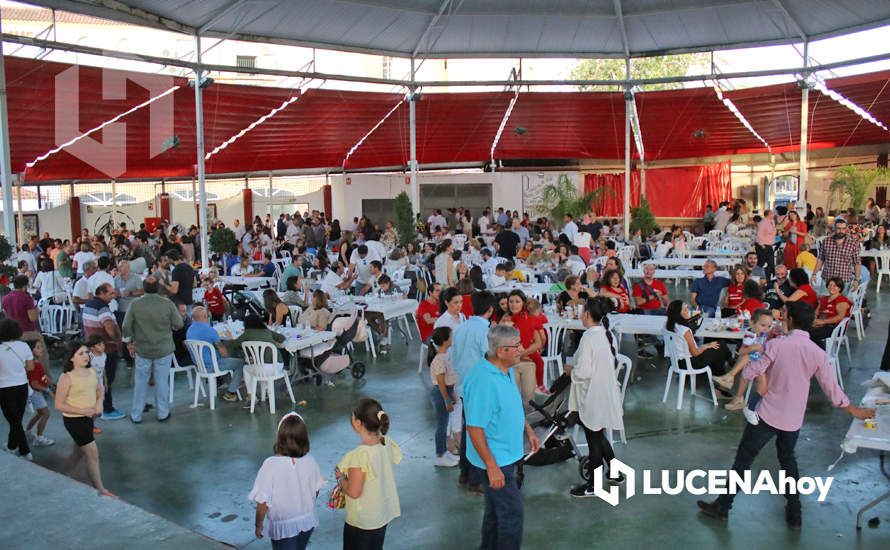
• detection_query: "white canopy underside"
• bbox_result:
[22,0,890,58]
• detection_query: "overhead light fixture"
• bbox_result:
[514,126,527,135]
[188,77,214,89]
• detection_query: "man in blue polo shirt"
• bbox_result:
[691,259,729,317]
[465,324,540,550]
[185,306,244,402]
[452,291,496,491]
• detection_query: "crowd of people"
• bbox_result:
[1,196,888,549]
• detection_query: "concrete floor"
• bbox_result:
[6,282,890,549]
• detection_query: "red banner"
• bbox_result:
[585,160,731,217]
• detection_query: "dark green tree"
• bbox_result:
[630,197,659,238]
[394,191,416,246]
[208,227,238,256]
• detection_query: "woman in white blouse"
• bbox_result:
[33,258,67,302]
[567,296,624,498]
[433,287,465,332]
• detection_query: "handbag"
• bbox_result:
[328,478,346,509]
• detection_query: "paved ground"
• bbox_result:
[3,282,890,549]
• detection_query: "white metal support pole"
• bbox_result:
[798,42,810,217]
[111,179,117,228]
[194,33,210,268]
[409,57,420,216]
[191,175,197,225]
[0,16,16,245]
[15,175,23,243]
[267,172,273,219]
[623,59,632,240]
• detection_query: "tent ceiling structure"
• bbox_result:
[5,56,890,182]
[22,0,890,59]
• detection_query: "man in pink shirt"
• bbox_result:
[755,209,777,279]
[698,301,874,529]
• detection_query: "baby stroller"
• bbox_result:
[524,373,591,481]
[292,307,366,385]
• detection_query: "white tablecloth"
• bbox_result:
[489,282,553,296]
[646,257,738,269]
[548,313,746,340]
[680,249,747,258]
[214,321,336,354]
[626,269,730,280]
[842,386,890,453]
[860,249,890,259]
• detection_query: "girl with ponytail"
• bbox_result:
[567,297,626,498]
[335,398,402,548]
[426,327,460,468]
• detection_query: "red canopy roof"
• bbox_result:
[4,56,889,182]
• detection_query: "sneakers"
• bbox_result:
[100,410,126,421]
[697,499,728,521]
[435,453,460,468]
[724,397,745,411]
[570,485,596,498]
[786,509,802,530]
[743,407,760,426]
[713,374,734,391]
[608,473,626,486]
[20,452,34,462]
[222,392,239,402]
[34,435,54,447]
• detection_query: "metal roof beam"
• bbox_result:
[6,32,890,89]
[770,0,808,42]
[613,0,630,59]
[411,0,462,59]
[198,0,251,34]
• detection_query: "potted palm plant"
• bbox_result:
[537,173,609,220]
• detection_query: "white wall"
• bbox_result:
[330,171,581,223]
[36,204,70,240]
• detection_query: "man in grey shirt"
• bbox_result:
[114,260,143,368]
[122,276,183,423]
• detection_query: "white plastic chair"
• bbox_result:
[876,253,890,292]
[169,354,203,404]
[241,341,296,414]
[615,353,632,404]
[184,339,242,410]
[286,305,303,327]
[849,284,867,340]
[541,323,564,388]
[660,330,718,410]
[826,318,851,389]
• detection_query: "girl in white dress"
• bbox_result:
[250,413,326,550]
[567,296,625,498]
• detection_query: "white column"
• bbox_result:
[0,17,16,245]
[111,179,117,228]
[408,58,419,215]
[16,175,23,243]
[798,42,809,217]
[799,86,809,215]
[267,172,273,219]
[623,59,632,240]
[194,33,209,267]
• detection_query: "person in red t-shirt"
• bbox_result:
[25,340,55,447]
[723,266,748,312]
[416,283,442,342]
[810,277,852,347]
[458,279,475,319]
[776,268,819,308]
[201,276,228,322]
[632,264,669,314]
[600,269,631,313]
[736,280,766,317]
[525,298,550,386]
[500,290,545,402]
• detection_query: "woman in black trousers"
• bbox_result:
[0,318,33,459]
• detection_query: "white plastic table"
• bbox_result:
[626,269,730,280]
[839,384,890,529]
[680,249,748,257]
[489,282,553,297]
[646,257,739,269]
[218,276,276,290]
